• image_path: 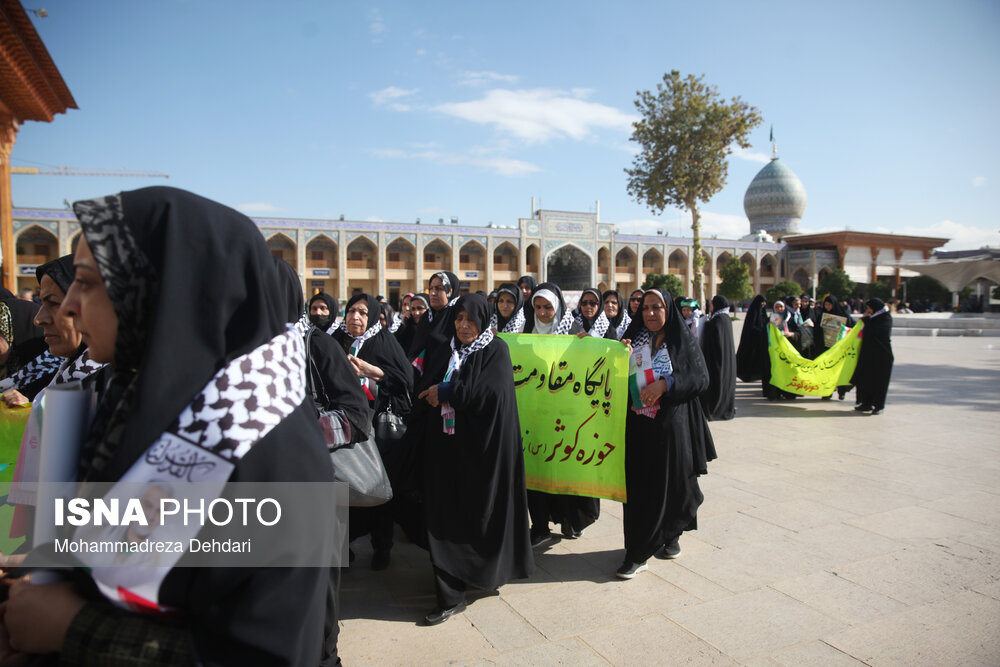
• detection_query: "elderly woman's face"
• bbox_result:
[642,293,667,332]
[61,236,119,364]
[603,296,619,318]
[454,308,479,345]
[497,292,516,318]
[34,274,83,357]
[345,301,369,336]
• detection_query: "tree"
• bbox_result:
[626,71,762,308]
[852,280,892,301]
[904,274,949,305]
[817,269,854,301]
[641,272,684,296]
[765,280,805,305]
[718,260,753,302]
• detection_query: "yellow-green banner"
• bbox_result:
[768,322,863,395]
[499,333,628,502]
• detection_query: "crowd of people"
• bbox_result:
[0,186,896,664]
[735,292,894,413]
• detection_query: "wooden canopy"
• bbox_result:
[0,0,77,291]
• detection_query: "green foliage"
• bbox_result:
[904,275,949,304]
[765,280,806,305]
[717,260,753,302]
[626,70,762,305]
[641,272,685,296]
[852,280,893,301]
[817,269,855,301]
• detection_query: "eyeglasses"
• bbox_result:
[579,300,599,307]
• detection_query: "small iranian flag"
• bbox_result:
[628,357,655,409]
[411,349,425,374]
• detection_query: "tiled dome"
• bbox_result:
[743,157,807,239]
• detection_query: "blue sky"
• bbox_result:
[11,0,1000,249]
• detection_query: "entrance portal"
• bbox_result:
[546,245,592,290]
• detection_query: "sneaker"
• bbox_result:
[615,560,648,580]
[870,408,883,415]
[657,537,681,560]
[530,531,553,549]
[854,405,872,412]
[561,525,585,539]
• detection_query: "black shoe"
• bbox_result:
[838,391,847,400]
[870,408,882,415]
[821,395,832,401]
[615,560,648,579]
[423,601,466,626]
[854,405,872,412]
[657,537,681,560]
[530,531,553,548]
[561,524,585,539]
[371,549,391,571]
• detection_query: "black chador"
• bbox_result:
[852,298,894,413]
[735,295,769,385]
[699,295,736,421]
[623,289,716,567]
[416,294,533,614]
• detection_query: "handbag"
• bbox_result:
[329,435,393,507]
[306,328,392,507]
[374,398,407,446]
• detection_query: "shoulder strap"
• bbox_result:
[304,327,327,411]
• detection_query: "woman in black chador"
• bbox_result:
[700,295,736,421]
[3,187,333,664]
[274,257,370,667]
[415,293,533,625]
[617,288,716,579]
[333,293,413,570]
[601,290,632,341]
[814,295,855,400]
[735,295,769,391]
[852,298,894,415]
[408,271,461,365]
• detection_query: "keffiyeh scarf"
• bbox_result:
[0,349,63,393]
[488,307,525,333]
[441,327,495,434]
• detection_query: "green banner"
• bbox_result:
[499,333,628,503]
[768,322,863,395]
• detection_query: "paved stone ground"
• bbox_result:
[339,335,1000,666]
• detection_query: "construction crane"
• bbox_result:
[11,166,169,178]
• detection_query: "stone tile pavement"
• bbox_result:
[339,336,1000,665]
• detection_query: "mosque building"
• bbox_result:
[9,152,947,304]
